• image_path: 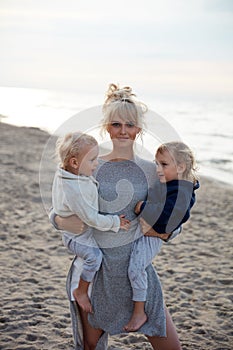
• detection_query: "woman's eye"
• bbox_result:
[111,122,121,127]
[126,122,135,127]
[111,122,135,128]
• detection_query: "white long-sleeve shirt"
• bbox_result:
[52,168,120,235]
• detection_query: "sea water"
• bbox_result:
[0,86,232,186]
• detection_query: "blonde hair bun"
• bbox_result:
[105,83,136,104]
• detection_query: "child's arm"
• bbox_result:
[159,182,195,233]
[134,184,163,224]
[64,181,129,233]
[135,199,163,231]
[141,182,195,234]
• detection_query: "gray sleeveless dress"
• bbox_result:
[66,157,166,349]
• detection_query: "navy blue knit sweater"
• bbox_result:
[139,179,200,233]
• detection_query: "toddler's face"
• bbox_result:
[155,150,179,183]
[78,145,99,176]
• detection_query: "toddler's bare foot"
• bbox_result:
[124,312,147,332]
[73,288,93,313]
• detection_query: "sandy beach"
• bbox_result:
[1,122,232,350]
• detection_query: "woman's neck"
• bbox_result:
[100,149,135,162]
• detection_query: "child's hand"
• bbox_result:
[119,215,130,231]
[134,201,143,214]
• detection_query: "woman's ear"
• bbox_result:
[69,157,79,169]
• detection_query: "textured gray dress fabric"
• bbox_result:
[66,157,166,349]
[88,243,166,336]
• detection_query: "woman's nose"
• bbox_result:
[120,124,126,134]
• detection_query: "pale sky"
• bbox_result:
[1,0,233,98]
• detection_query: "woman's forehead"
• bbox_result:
[110,112,136,122]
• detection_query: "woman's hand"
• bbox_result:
[55,214,87,234]
[139,218,171,241]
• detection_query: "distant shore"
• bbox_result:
[1,122,232,350]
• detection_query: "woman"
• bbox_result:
[52,83,182,350]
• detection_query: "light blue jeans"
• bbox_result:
[63,233,102,282]
[128,235,163,301]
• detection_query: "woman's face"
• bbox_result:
[107,115,141,148]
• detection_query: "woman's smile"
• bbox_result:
[117,136,130,141]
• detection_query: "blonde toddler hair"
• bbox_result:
[156,141,198,182]
[56,132,98,169]
[101,83,147,137]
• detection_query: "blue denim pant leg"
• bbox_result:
[128,236,162,301]
[67,239,102,282]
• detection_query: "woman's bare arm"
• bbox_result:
[55,214,87,234]
[139,217,171,241]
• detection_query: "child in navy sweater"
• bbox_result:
[125,141,199,332]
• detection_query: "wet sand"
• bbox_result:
[1,122,232,349]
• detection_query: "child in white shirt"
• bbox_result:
[52,132,130,313]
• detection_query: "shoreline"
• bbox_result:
[2,120,232,188]
[1,122,232,349]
